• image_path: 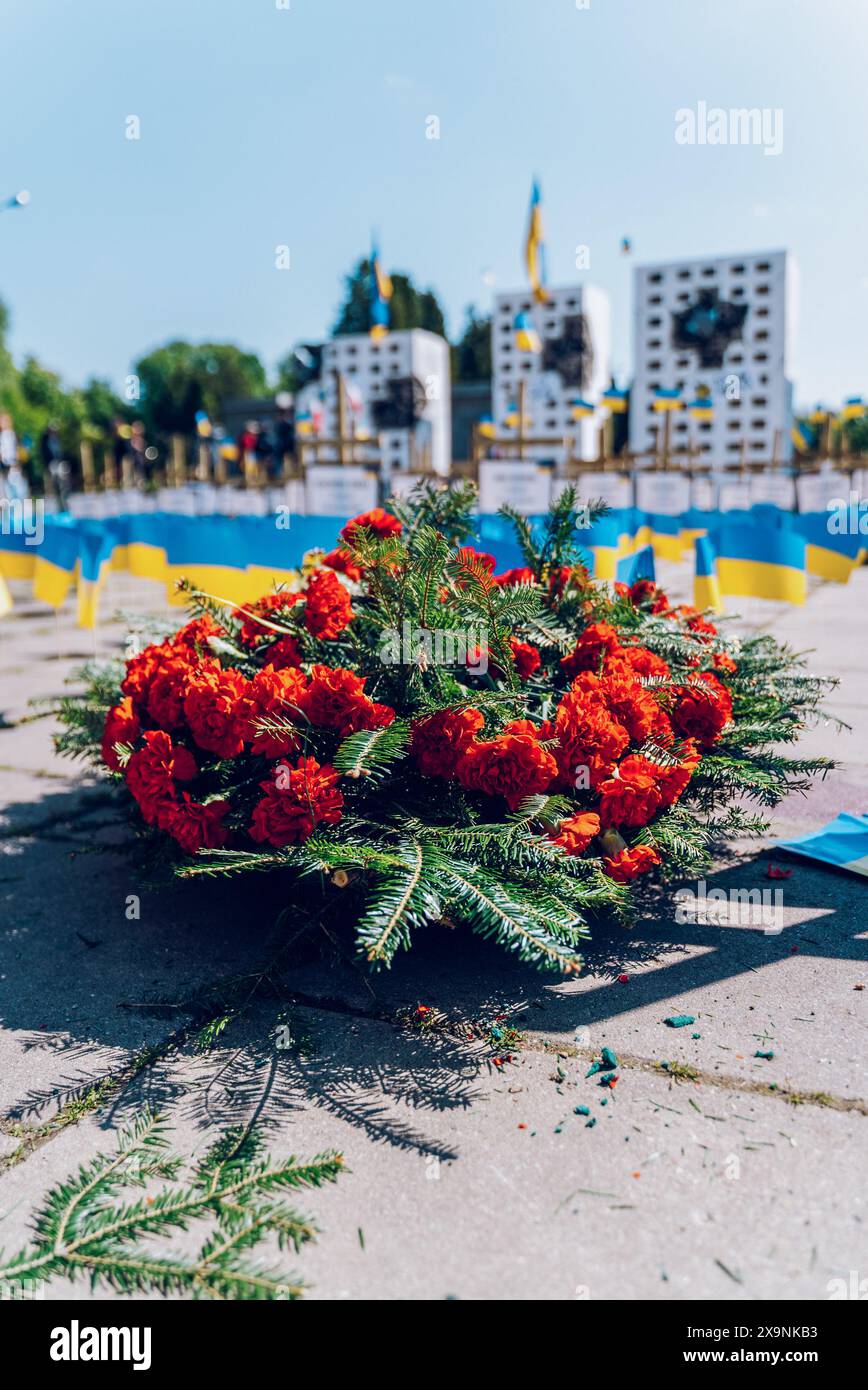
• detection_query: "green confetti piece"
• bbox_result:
[574,1105,590,1116]
[601,1046,619,1070]
[664,1015,696,1028]
[754,1050,775,1060]
[585,1118,597,1128]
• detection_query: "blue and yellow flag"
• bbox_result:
[478,414,496,439]
[616,544,655,587]
[840,395,865,422]
[688,397,714,421]
[601,387,629,414]
[775,813,868,878]
[693,534,723,613]
[370,239,393,340]
[709,523,807,604]
[514,310,542,353]
[791,420,814,454]
[653,388,683,413]
[524,179,549,304]
[570,397,594,419]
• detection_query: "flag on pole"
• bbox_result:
[840,395,865,421]
[569,397,594,419]
[513,310,542,353]
[653,388,683,412]
[601,387,629,413]
[693,535,723,613]
[369,238,392,340]
[688,396,714,421]
[616,544,656,587]
[478,414,496,439]
[524,179,549,304]
[791,420,814,453]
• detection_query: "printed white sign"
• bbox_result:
[478,460,552,515]
[635,474,690,516]
[305,465,379,516]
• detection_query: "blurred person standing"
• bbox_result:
[40,422,70,510]
[0,413,25,500]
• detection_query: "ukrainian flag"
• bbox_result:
[616,544,655,587]
[580,515,620,580]
[840,396,865,422]
[791,511,861,583]
[570,397,594,419]
[653,388,683,413]
[711,522,807,604]
[791,420,815,454]
[601,387,629,414]
[808,407,829,426]
[370,239,392,340]
[688,397,714,422]
[478,415,496,440]
[775,813,868,878]
[514,310,542,354]
[693,534,723,613]
[524,178,549,304]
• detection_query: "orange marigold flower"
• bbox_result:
[602,843,662,883]
[250,757,344,847]
[551,812,601,856]
[120,640,174,707]
[101,697,141,771]
[171,615,225,653]
[411,707,485,779]
[605,645,671,681]
[457,733,557,811]
[183,667,249,760]
[147,654,216,731]
[125,730,197,826]
[303,569,354,640]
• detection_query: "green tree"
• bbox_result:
[451,306,492,382]
[332,259,447,338]
[134,341,268,435]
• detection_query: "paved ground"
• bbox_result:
[0,567,866,1301]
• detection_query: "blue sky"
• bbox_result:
[2,0,866,409]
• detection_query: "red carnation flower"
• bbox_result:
[303,569,354,640]
[411,707,485,779]
[509,638,541,681]
[300,665,394,736]
[561,622,621,677]
[249,757,344,848]
[147,654,215,731]
[165,795,230,854]
[602,843,662,883]
[600,671,665,745]
[457,733,557,811]
[654,739,701,808]
[239,591,302,649]
[553,688,630,790]
[322,547,364,583]
[495,567,535,588]
[183,667,249,760]
[125,730,197,826]
[551,811,601,857]
[672,672,733,748]
[597,755,663,829]
[120,640,174,708]
[340,508,402,543]
[101,697,141,771]
[171,615,226,653]
[606,645,671,681]
[239,665,308,758]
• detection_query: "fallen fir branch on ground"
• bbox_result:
[0,1109,342,1300]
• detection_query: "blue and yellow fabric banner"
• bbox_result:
[616,544,655,587]
[524,178,549,304]
[775,813,868,878]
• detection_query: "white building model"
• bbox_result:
[310,328,452,477]
[629,249,797,465]
[490,285,611,463]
